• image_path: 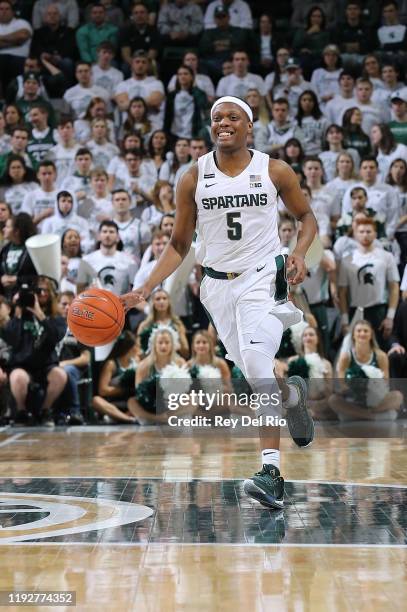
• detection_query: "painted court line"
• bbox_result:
[0,433,25,448]
[3,542,407,549]
[2,476,405,489]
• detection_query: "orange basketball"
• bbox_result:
[67,288,125,347]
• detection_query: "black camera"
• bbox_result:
[16,283,37,309]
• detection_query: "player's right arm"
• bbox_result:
[121,166,198,310]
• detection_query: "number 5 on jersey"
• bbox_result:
[227,212,242,240]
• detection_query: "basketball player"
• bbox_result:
[121,96,317,509]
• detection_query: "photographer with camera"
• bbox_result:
[0,213,37,301]
[2,276,68,426]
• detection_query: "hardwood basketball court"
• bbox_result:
[0,424,406,611]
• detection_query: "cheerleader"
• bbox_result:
[187,330,231,390]
[92,331,139,423]
[137,289,189,358]
[129,326,188,424]
[329,320,402,421]
[288,326,335,420]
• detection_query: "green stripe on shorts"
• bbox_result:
[275,254,288,302]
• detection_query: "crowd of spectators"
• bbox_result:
[0,0,406,426]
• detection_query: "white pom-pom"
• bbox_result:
[198,365,222,380]
[304,353,327,379]
[361,364,388,407]
[290,320,309,354]
[304,352,327,394]
[361,365,384,379]
[197,364,222,394]
[160,364,191,399]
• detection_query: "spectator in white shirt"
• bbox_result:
[114,49,165,130]
[325,71,356,126]
[295,89,329,155]
[41,189,91,250]
[325,151,358,205]
[372,63,404,108]
[387,158,407,274]
[77,220,136,296]
[47,117,80,187]
[273,57,314,115]
[87,118,119,168]
[354,77,390,136]
[63,61,110,119]
[264,47,290,109]
[361,54,384,92]
[60,147,93,202]
[159,137,192,189]
[0,0,32,93]
[341,156,401,240]
[112,188,150,264]
[216,50,266,99]
[370,124,407,182]
[303,155,340,245]
[319,124,360,182]
[167,50,215,103]
[77,167,113,239]
[91,40,123,97]
[254,97,304,156]
[116,148,155,215]
[310,44,341,108]
[204,0,252,30]
[21,159,58,228]
[74,96,114,144]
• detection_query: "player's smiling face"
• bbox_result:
[211,103,252,151]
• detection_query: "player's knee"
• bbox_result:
[241,348,274,380]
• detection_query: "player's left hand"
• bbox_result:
[286,254,307,285]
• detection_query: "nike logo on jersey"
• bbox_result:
[250,340,264,344]
[205,183,217,188]
[256,264,266,272]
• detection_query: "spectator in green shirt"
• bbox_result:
[15,73,57,129]
[0,127,34,179]
[76,3,118,64]
[389,91,407,146]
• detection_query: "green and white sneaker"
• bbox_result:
[285,375,314,448]
[243,464,284,509]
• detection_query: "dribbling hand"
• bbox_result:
[120,285,151,312]
[286,254,307,285]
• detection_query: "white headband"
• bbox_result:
[211,96,253,122]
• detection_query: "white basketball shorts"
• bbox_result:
[199,254,303,367]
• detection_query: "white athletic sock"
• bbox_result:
[261,449,280,470]
[284,384,299,409]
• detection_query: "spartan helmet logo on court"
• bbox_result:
[98,266,116,287]
[357,264,375,285]
[0,492,152,543]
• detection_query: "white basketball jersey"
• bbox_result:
[195,150,280,272]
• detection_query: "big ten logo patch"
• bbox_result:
[249,174,262,189]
